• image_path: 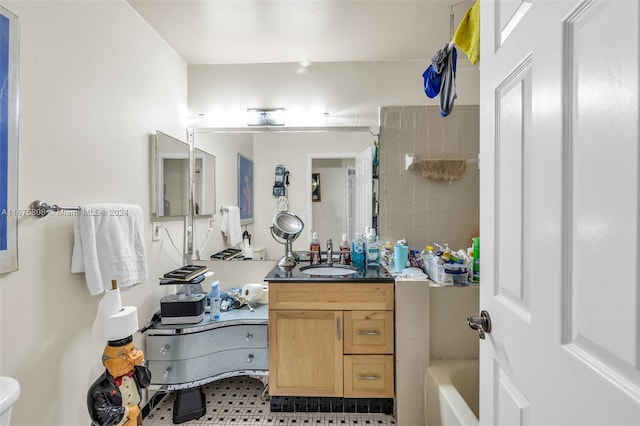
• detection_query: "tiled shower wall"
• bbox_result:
[379,105,480,254]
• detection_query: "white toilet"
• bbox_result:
[0,377,20,426]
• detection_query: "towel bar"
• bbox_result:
[30,200,81,217]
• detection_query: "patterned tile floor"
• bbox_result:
[145,377,397,426]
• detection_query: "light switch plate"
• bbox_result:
[152,222,161,241]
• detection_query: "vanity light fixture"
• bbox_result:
[247,108,286,126]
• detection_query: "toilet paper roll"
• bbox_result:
[103,305,139,341]
[257,286,269,304]
[99,288,122,318]
[243,246,254,259]
[242,283,264,303]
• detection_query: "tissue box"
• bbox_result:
[160,293,206,324]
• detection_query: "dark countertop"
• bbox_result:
[264,261,394,282]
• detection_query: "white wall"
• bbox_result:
[0,1,187,425]
[253,131,372,258]
[188,61,480,128]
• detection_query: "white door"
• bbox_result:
[355,147,372,236]
[479,1,639,425]
[346,167,355,241]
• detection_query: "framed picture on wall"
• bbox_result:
[312,173,321,202]
[0,6,19,274]
[237,154,253,224]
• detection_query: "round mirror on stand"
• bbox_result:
[270,212,304,268]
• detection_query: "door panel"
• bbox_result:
[355,147,372,236]
[480,0,639,424]
[562,0,639,387]
[269,310,343,397]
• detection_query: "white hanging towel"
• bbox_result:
[220,206,242,247]
[71,204,148,295]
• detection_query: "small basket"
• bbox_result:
[423,257,469,286]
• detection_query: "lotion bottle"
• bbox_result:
[209,280,221,320]
[310,232,321,265]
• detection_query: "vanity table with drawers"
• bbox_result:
[144,303,269,422]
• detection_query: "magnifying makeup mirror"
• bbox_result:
[270,211,304,268]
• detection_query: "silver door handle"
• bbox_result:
[337,317,341,341]
[467,310,491,339]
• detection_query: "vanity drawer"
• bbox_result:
[148,348,268,386]
[146,324,267,361]
[343,355,394,398]
[344,311,394,354]
[269,283,394,311]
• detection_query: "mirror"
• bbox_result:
[192,129,374,260]
[152,131,216,217]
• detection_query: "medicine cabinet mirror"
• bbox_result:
[152,131,216,217]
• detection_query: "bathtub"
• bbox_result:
[425,359,479,426]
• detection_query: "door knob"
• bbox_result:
[467,310,491,339]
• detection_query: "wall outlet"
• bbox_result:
[152,222,161,241]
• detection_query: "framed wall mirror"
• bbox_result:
[0,6,19,274]
[152,131,216,217]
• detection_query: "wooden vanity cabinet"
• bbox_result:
[268,282,394,398]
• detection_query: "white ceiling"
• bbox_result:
[126,0,473,65]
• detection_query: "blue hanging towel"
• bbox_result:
[422,64,441,98]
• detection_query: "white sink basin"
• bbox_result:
[300,265,358,276]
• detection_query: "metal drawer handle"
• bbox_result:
[247,354,254,363]
[164,367,171,378]
[357,330,381,336]
[160,344,170,355]
[246,332,253,341]
[357,375,381,381]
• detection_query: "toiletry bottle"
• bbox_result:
[393,240,409,272]
[352,233,365,268]
[366,228,380,267]
[442,243,451,263]
[209,280,221,320]
[383,241,393,266]
[310,232,321,265]
[340,234,351,265]
[472,237,480,283]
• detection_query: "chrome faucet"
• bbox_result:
[326,239,333,265]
